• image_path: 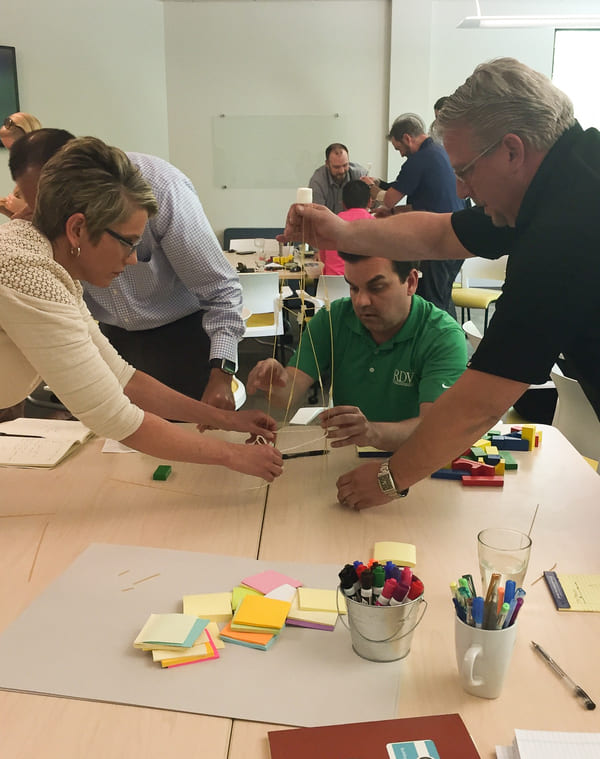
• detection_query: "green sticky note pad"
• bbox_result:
[153,465,172,481]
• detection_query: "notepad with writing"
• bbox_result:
[0,418,93,468]
[268,713,481,759]
[545,573,600,612]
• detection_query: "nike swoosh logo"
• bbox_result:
[442,383,452,389]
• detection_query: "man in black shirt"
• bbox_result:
[282,57,600,509]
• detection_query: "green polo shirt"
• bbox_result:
[289,295,467,422]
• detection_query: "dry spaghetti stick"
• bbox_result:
[28,521,50,583]
[132,573,161,585]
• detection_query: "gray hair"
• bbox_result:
[387,113,426,141]
[437,57,575,151]
[34,136,158,243]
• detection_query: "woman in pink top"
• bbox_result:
[318,181,373,275]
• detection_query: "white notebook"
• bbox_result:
[497,729,600,759]
[0,418,93,468]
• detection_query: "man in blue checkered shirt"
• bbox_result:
[10,130,244,410]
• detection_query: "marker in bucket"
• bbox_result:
[376,578,397,606]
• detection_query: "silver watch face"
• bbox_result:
[378,471,395,494]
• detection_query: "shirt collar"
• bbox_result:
[516,121,583,229]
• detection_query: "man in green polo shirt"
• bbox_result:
[246,253,466,451]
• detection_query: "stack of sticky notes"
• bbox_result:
[133,613,222,667]
[134,566,349,665]
[286,588,345,631]
[241,569,303,595]
[231,595,291,635]
[182,591,233,623]
[219,621,277,651]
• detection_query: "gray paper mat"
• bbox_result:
[0,544,407,726]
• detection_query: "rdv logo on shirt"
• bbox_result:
[393,368,415,387]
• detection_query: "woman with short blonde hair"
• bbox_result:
[0,136,283,481]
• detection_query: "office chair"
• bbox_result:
[238,272,285,362]
[462,321,557,424]
[452,255,508,332]
[550,364,600,464]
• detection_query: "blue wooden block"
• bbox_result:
[491,436,529,451]
[431,469,464,480]
[484,454,501,465]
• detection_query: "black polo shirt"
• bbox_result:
[450,122,600,420]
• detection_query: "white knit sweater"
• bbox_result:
[0,220,143,441]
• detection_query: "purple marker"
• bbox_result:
[508,596,524,626]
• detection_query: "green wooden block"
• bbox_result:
[500,451,518,470]
[471,446,486,458]
[153,464,172,481]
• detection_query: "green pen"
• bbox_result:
[496,602,510,629]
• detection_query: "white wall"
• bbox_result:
[2,0,599,238]
[164,0,390,239]
[0,0,168,198]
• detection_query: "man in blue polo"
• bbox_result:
[247,253,466,451]
[364,113,466,317]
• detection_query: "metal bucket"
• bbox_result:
[339,586,427,662]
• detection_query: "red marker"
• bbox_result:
[407,577,424,600]
[376,578,397,606]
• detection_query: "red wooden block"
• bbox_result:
[461,475,504,487]
[452,457,479,472]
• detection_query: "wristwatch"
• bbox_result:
[377,460,409,498]
[209,358,236,375]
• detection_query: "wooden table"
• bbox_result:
[0,430,268,759]
[1,424,599,758]
[223,249,322,280]
[236,424,600,759]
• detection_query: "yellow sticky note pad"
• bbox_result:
[133,613,204,650]
[233,595,290,630]
[297,587,346,614]
[288,594,339,627]
[372,541,416,567]
[182,592,232,623]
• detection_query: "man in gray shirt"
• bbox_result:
[308,142,366,213]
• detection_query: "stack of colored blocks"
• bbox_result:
[431,425,542,487]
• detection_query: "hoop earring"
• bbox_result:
[70,246,81,258]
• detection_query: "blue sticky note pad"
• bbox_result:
[386,739,440,759]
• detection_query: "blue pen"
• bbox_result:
[504,580,516,606]
[503,588,526,628]
[472,596,484,628]
[453,597,467,623]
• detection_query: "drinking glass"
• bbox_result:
[254,238,266,270]
[477,527,531,594]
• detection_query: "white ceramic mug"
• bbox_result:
[454,616,517,699]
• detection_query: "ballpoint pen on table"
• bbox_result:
[0,432,44,438]
[531,641,596,710]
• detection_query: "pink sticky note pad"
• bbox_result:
[242,570,303,595]
[163,630,220,668]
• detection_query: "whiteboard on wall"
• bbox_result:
[212,114,348,189]
[553,30,600,130]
